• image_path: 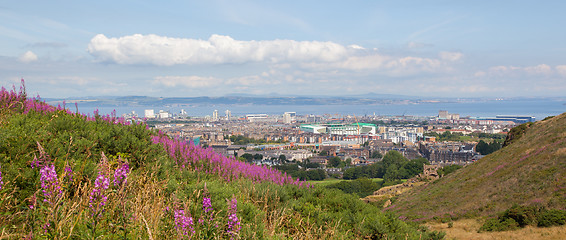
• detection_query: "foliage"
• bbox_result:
[478,217,519,232]
[479,205,566,232]
[229,135,285,145]
[327,156,342,168]
[475,140,501,155]
[537,209,566,227]
[370,151,383,159]
[425,131,465,142]
[503,122,534,147]
[325,178,383,198]
[274,164,326,181]
[343,151,428,181]
[437,164,462,176]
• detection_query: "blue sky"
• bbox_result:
[1,0,565,98]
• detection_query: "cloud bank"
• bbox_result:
[87,34,350,65]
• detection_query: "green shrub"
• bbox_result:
[501,204,538,227]
[479,217,519,232]
[537,209,566,227]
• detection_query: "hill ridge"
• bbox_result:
[389,113,566,221]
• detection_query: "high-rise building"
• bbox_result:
[212,110,219,121]
[438,110,448,119]
[283,112,296,124]
[144,109,155,118]
[225,110,231,121]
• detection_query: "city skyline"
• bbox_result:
[1,1,566,98]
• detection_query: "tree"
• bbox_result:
[476,140,501,155]
[241,153,253,162]
[328,156,342,168]
[371,151,383,159]
[278,154,287,163]
[381,150,407,168]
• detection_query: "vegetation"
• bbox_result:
[273,163,326,181]
[475,140,501,155]
[436,164,463,177]
[389,113,566,222]
[502,122,533,147]
[229,135,286,145]
[343,151,428,182]
[0,83,443,239]
[479,205,566,232]
[325,178,384,198]
[424,131,465,142]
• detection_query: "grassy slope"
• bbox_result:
[389,113,566,221]
[0,93,443,239]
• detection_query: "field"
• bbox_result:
[307,178,384,188]
[426,219,566,240]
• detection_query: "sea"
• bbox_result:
[71,98,566,121]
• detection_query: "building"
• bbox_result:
[283,112,296,124]
[158,111,170,119]
[144,109,155,118]
[438,110,460,120]
[299,123,377,135]
[246,114,269,122]
[212,110,219,121]
[225,110,231,121]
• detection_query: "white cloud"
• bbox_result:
[556,65,566,77]
[87,34,469,80]
[438,51,463,61]
[153,76,219,88]
[524,64,552,75]
[485,64,558,77]
[18,51,38,63]
[88,34,349,65]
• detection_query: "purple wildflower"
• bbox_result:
[203,197,213,214]
[39,164,61,203]
[227,195,241,237]
[29,192,37,209]
[113,161,130,187]
[174,209,195,237]
[64,164,73,183]
[201,185,215,224]
[89,173,110,217]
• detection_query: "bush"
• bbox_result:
[537,209,566,227]
[326,178,382,198]
[501,204,538,227]
[479,205,566,231]
[479,217,519,232]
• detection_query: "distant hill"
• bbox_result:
[44,95,422,107]
[389,113,566,221]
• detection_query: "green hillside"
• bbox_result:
[388,113,566,221]
[0,84,444,239]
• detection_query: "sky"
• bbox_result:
[1,0,566,98]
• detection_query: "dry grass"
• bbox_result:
[426,219,566,240]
